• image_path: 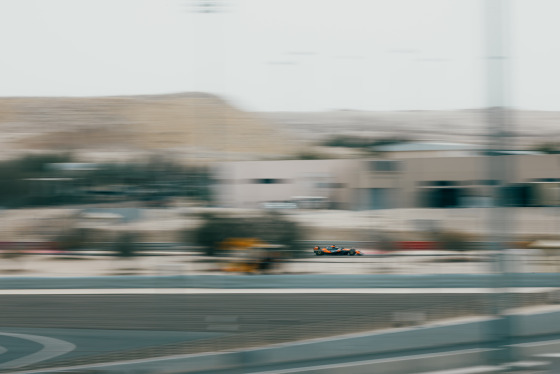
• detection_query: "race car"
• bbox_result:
[313,245,363,256]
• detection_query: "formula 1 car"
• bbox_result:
[313,246,363,256]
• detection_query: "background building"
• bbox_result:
[215,154,560,210]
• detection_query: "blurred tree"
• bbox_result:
[81,158,213,205]
[321,135,413,149]
[0,153,73,207]
[56,228,88,252]
[0,152,214,207]
[432,230,475,252]
[532,142,560,154]
[192,212,303,257]
[114,232,137,258]
[293,151,329,160]
[0,244,25,274]
[375,232,399,252]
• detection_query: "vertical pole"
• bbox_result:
[485,0,514,366]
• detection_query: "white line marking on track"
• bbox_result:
[0,287,555,295]
[0,332,76,369]
[243,348,495,374]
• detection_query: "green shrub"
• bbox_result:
[192,212,304,257]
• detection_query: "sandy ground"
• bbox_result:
[5,206,560,243]
[0,249,557,277]
[1,205,560,278]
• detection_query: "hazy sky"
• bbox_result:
[0,0,558,111]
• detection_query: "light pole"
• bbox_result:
[484,0,514,366]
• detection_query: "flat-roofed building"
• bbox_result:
[214,159,358,209]
[215,154,560,210]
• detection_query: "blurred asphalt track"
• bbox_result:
[0,290,558,373]
[0,258,558,372]
[0,291,553,372]
[0,273,558,289]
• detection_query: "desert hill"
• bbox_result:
[262,109,560,149]
[1,92,559,163]
[0,93,300,162]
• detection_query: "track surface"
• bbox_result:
[0,292,543,372]
[1,293,487,331]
